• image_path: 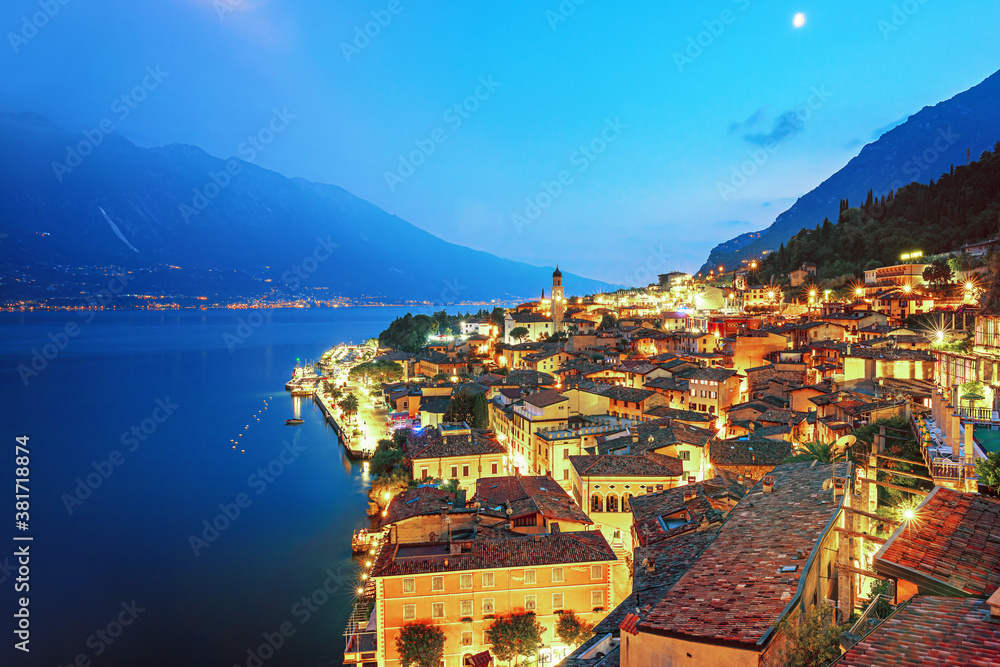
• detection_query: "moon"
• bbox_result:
[793,12,806,28]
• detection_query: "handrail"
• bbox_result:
[849,592,896,640]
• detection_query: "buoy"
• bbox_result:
[241,449,245,453]
[232,446,236,449]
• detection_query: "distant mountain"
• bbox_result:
[700,68,1000,275]
[0,112,611,304]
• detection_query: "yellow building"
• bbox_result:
[362,530,617,667]
[407,423,508,493]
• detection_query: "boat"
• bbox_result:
[285,418,305,426]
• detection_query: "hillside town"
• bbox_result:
[337,248,1000,667]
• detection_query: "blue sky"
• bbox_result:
[3,0,999,283]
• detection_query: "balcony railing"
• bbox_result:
[849,590,897,644]
[959,406,1000,424]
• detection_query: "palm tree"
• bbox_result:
[339,393,360,422]
[792,439,846,464]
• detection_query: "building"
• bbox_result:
[366,529,617,667]
[842,347,935,383]
[863,263,929,289]
[504,312,554,344]
[474,474,592,535]
[552,266,565,333]
[407,423,508,493]
[622,462,851,667]
[570,448,686,555]
[490,388,572,474]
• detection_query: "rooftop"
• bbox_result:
[569,452,684,478]
[474,475,592,525]
[370,530,616,577]
[638,461,849,646]
[709,439,793,466]
[875,487,1000,597]
[406,427,506,460]
[835,596,1000,667]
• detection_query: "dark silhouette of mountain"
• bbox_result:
[0,112,611,304]
[700,68,1000,275]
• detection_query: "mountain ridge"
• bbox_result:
[699,68,1000,275]
[0,112,613,304]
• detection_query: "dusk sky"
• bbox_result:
[4,0,999,284]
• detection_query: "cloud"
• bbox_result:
[727,106,767,135]
[743,109,805,146]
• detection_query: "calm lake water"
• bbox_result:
[0,306,452,667]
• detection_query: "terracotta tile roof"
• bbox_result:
[599,384,659,404]
[875,487,1000,597]
[638,462,848,646]
[676,367,739,383]
[383,487,456,525]
[641,405,714,423]
[474,475,592,526]
[406,428,506,460]
[836,596,1000,667]
[619,613,640,635]
[522,388,568,408]
[370,530,616,577]
[569,452,684,478]
[710,439,792,466]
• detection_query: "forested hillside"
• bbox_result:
[758,141,1000,283]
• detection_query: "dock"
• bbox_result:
[314,390,374,460]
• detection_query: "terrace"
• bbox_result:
[908,391,984,492]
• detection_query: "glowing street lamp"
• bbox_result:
[855,287,864,297]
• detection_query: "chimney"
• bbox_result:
[762,476,775,493]
[683,488,697,502]
[989,587,1000,620]
[450,542,462,555]
[550,523,561,534]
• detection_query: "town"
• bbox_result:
[304,239,1000,667]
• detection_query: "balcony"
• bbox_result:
[909,412,977,486]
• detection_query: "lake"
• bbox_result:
[0,306,459,666]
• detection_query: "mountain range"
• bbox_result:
[0,112,612,305]
[699,68,1000,275]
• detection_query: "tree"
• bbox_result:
[785,439,846,464]
[976,450,1000,490]
[922,258,953,287]
[471,392,490,429]
[599,313,618,330]
[555,611,594,648]
[510,326,530,343]
[774,602,844,667]
[491,306,507,331]
[485,612,544,666]
[395,622,445,667]
[339,393,360,421]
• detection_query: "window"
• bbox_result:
[552,567,564,583]
[679,450,690,461]
[451,466,458,478]
[482,572,495,587]
[402,578,415,593]
[525,595,537,611]
[483,598,495,614]
[460,574,473,589]
[591,565,602,580]
[525,569,537,584]
[432,576,444,592]
[491,463,498,475]
[606,494,618,512]
[562,449,569,460]
[432,602,445,618]
[462,631,473,646]
[591,590,603,607]
[403,604,416,620]
[460,599,473,616]
[563,469,569,480]
[462,465,470,477]
[591,494,603,512]
[552,593,564,610]
[421,468,429,479]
